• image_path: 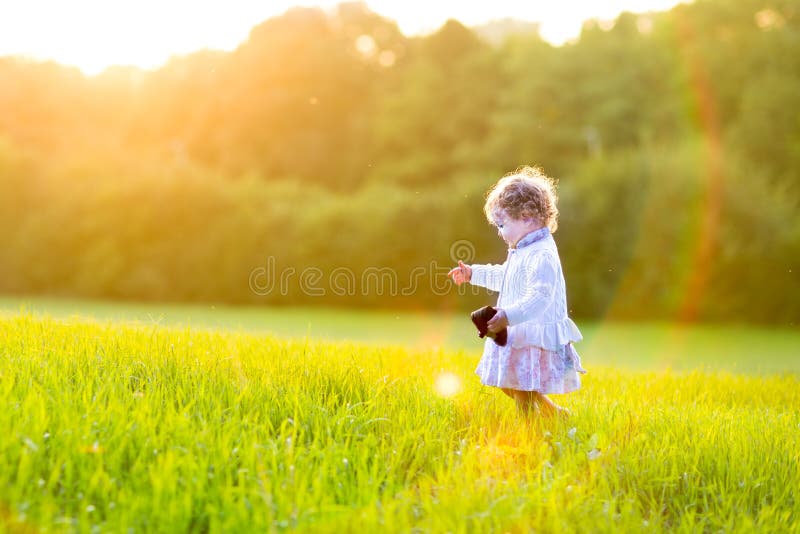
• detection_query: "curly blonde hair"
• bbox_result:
[483,166,559,232]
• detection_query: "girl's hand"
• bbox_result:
[447,260,472,285]
[487,308,508,333]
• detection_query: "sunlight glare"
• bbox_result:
[355,35,377,57]
[434,372,462,398]
[0,0,685,75]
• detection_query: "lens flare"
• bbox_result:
[434,371,462,397]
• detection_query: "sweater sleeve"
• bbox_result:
[503,252,558,326]
[469,262,506,292]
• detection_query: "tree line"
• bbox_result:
[0,0,797,324]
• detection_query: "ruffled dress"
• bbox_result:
[470,227,586,394]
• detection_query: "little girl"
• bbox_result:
[449,166,586,417]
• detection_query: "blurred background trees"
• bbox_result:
[0,0,797,324]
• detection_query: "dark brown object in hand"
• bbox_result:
[470,305,507,346]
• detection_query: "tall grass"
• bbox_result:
[1,314,798,532]
[2,295,799,374]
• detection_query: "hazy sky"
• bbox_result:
[0,0,685,75]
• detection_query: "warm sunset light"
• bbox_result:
[434,372,462,398]
[0,0,685,75]
[1,0,797,528]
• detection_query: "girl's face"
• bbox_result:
[492,209,543,248]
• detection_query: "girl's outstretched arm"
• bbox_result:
[447,260,472,285]
[469,262,507,292]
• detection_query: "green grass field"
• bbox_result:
[2,295,799,374]
[1,297,799,532]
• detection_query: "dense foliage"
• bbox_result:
[0,0,797,323]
